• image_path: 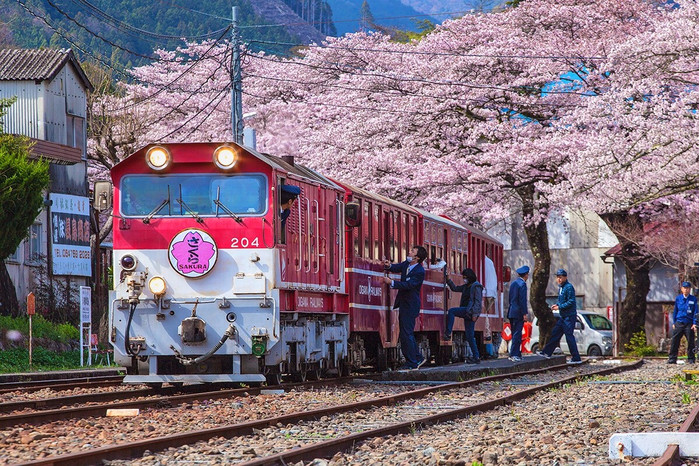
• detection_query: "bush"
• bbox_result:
[624,331,656,357]
[0,315,79,342]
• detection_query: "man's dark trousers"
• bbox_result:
[668,322,696,363]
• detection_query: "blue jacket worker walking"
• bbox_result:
[538,269,582,364]
[381,246,428,370]
[668,281,697,364]
[444,268,483,364]
[508,265,530,362]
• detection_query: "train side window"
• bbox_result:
[364,201,371,259]
[431,245,437,264]
[451,250,457,273]
[373,205,380,260]
[354,199,362,258]
[401,213,408,261]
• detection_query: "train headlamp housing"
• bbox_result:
[146,146,171,171]
[148,276,167,297]
[120,254,138,272]
[213,145,238,171]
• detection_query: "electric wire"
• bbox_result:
[247,51,594,97]
[66,0,230,42]
[44,0,203,63]
[247,39,606,62]
[155,85,231,142]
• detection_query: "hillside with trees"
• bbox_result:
[0,0,334,65]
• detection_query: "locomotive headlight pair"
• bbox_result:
[148,276,167,297]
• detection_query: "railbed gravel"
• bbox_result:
[0,382,431,463]
[104,360,699,466]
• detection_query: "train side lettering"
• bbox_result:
[230,237,260,248]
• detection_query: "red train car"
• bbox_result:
[103,141,504,384]
[339,183,505,371]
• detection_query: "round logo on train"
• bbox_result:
[168,229,218,278]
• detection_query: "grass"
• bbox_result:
[0,316,111,373]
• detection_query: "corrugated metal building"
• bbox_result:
[0,48,94,314]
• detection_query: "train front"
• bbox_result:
[109,142,277,384]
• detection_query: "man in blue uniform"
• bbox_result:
[444,268,483,364]
[381,246,428,370]
[538,268,582,364]
[668,281,697,364]
[508,265,530,362]
[280,184,301,230]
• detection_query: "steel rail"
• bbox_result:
[17,361,639,466]
[0,375,357,428]
[652,401,699,466]
[0,375,124,395]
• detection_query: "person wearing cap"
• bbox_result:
[507,265,530,362]
[444,268,484,364]
[537,268,583,364]
[279,184,301,235]
[667,281,697,364]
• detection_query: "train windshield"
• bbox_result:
[120,174,267,218]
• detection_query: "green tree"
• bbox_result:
[0,98,50,316]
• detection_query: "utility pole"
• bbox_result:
[231,6,244,144]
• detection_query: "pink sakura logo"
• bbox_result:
[169,229,217,277]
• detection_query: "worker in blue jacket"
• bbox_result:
[668,281,697,364]
[538,269,582,364]
[507,265,530,362]
[381,246,428,370]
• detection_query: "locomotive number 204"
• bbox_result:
[230,237,260,248]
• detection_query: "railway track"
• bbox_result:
[0,376,360,428]
[0,375,124,395]
[11,360,641,466]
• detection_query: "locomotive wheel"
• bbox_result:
[338,360,351,377]
[292,371,307,382]
[376,344,388,372]
[265,371,282,386]
[306,367,322,381]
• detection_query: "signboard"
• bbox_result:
[27,292,35,316]
[50,193,92,276]
[80,286,91,324]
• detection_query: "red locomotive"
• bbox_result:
[100,142,504,385]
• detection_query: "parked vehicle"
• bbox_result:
[529,312,613,356]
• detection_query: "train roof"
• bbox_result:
[112,142,342,191]
[334,180,419,213]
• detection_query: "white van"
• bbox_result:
[529,312,613,356]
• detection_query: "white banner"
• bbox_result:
[50,193,92,276]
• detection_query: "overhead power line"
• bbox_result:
[66,0,230,42]
[247,39,606,62]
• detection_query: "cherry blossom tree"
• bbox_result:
[90,0,699,347]
[553,0,699,345]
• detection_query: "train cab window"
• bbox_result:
[121,174,267,218]
[278,183,301,244]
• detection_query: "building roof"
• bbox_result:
[0,48,93,91]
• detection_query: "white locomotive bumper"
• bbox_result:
[124,373,266,384]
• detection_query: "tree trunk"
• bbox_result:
[0,259,19,316]
[601,211,652,349]
[518,187,556,346]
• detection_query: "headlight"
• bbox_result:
[121,254,137,271]
[148,276,167,296]
[213,145,238,170]
[146,146,171,171]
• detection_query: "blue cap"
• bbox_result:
[681,281,692,288]
[555,268,567,276]
[516,265,530,275]
[281,185,301,196]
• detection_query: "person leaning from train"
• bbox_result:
[444,268,483,364]
[538,268,583,364]
[507,265,530,362]
[667,281,697,364]
[279,185,301,243]
[381,246,428,370]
